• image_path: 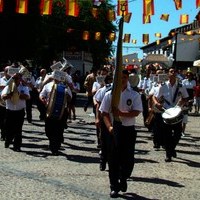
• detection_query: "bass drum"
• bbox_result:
[46,83,67,120]
[162,106,183,125]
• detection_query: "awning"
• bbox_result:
[193,60,200,67]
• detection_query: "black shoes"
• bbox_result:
[172,150,177,158]
[165,157,172,162]
[4,142,10,148]
[13,147,21,152]
[110,190,119,198]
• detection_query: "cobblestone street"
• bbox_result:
[0,93,199,200]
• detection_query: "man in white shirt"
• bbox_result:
[1,73,30,152]
[99,70,143,198]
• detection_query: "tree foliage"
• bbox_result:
[0,0,117,69]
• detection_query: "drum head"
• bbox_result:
[162,107,182,119]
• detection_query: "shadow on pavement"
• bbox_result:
[118,192,157,200]
[173,158,200,168]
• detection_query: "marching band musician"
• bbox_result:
[39,71,72,156]
[1,73,30,152]
[0,66,11,141]
[99,70,143,198]
[152,67,189,162]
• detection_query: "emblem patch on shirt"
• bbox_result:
[127,99,132,106]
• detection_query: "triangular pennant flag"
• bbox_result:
[107,9,116,21]
[0,0,3,12]
[174,0,182,10]
[143,14,151,24]
[180,14,189,24]
[143,0,154,16]
[160,14,169,21]
[40,0,53,15]
[117,0,129,16]
[16,0,28,14]
[66,0,79,17]
[196,0,200,8]
[124,13,132,23]
[132,39,137,44]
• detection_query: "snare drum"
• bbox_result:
[162,106,183,125]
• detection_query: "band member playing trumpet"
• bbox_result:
[153,67,188,162]
[1,73,30,152]
[39,71,72,156]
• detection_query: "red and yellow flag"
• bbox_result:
[174,0,182,10]
[123,34,131,43]
[143,0,154,16]
[124,13,132,23]
[40,0,52,15]
[143,14,151,24]
[66,0,79,17]
[155,33,162,38]
[196,0,200,8]
[117,0,129,16]
[160,14,169,21]
[143,34,149,44]
[108,32,116,41]
[107,9,116,21]
[180,14,189,24]
[16,0,28,14]
[0,0,3,12]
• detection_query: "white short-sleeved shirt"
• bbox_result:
[92,81,101,94]
[157,81,189,109]
[1,83,30,110]
[99,86,143,126]
[94,84,112,103]
[39,82,72,106]
[182,79,196,89]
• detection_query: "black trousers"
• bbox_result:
[0,105,6,139]
[26,91,34,122]
[45,110,67,153]
[163,121,182,158]
[5,109,25,149]
[108,121,137,191]
[35,91,46,120]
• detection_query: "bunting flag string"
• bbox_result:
[40,0,53,15]
[180,14,189,24]
[174,0,182,10]
[16,0,28,14]
[66,0,80,17]
[117,0,129,16]
[196,0,200,8]
[143,0,154,16]
[0,0,3,12]
[160,14,169,21]
[143,14,151,24]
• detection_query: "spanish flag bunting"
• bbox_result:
[174,0,182,10]
[0,0,3,12]
[40,0,52,15]
[123,34,131,43]
[155,33,161,38]
[156,40,160,45]
[167,40,172,45]
[180,14,189,24]
[66,0,79,17]
[16,0,28,14]
[132,39,137,44]
[196,0,200,8]
[143,14,151,24]
[160,14,169,21]
[91,7,98,18]
[124,13,132,23]
[94,32,101,40]
[143,0,154,16]
[143,34,149,44]
[117,0,129,16]
[108,32,116,41]
[83,31,90,41]
[107,9,116,21]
